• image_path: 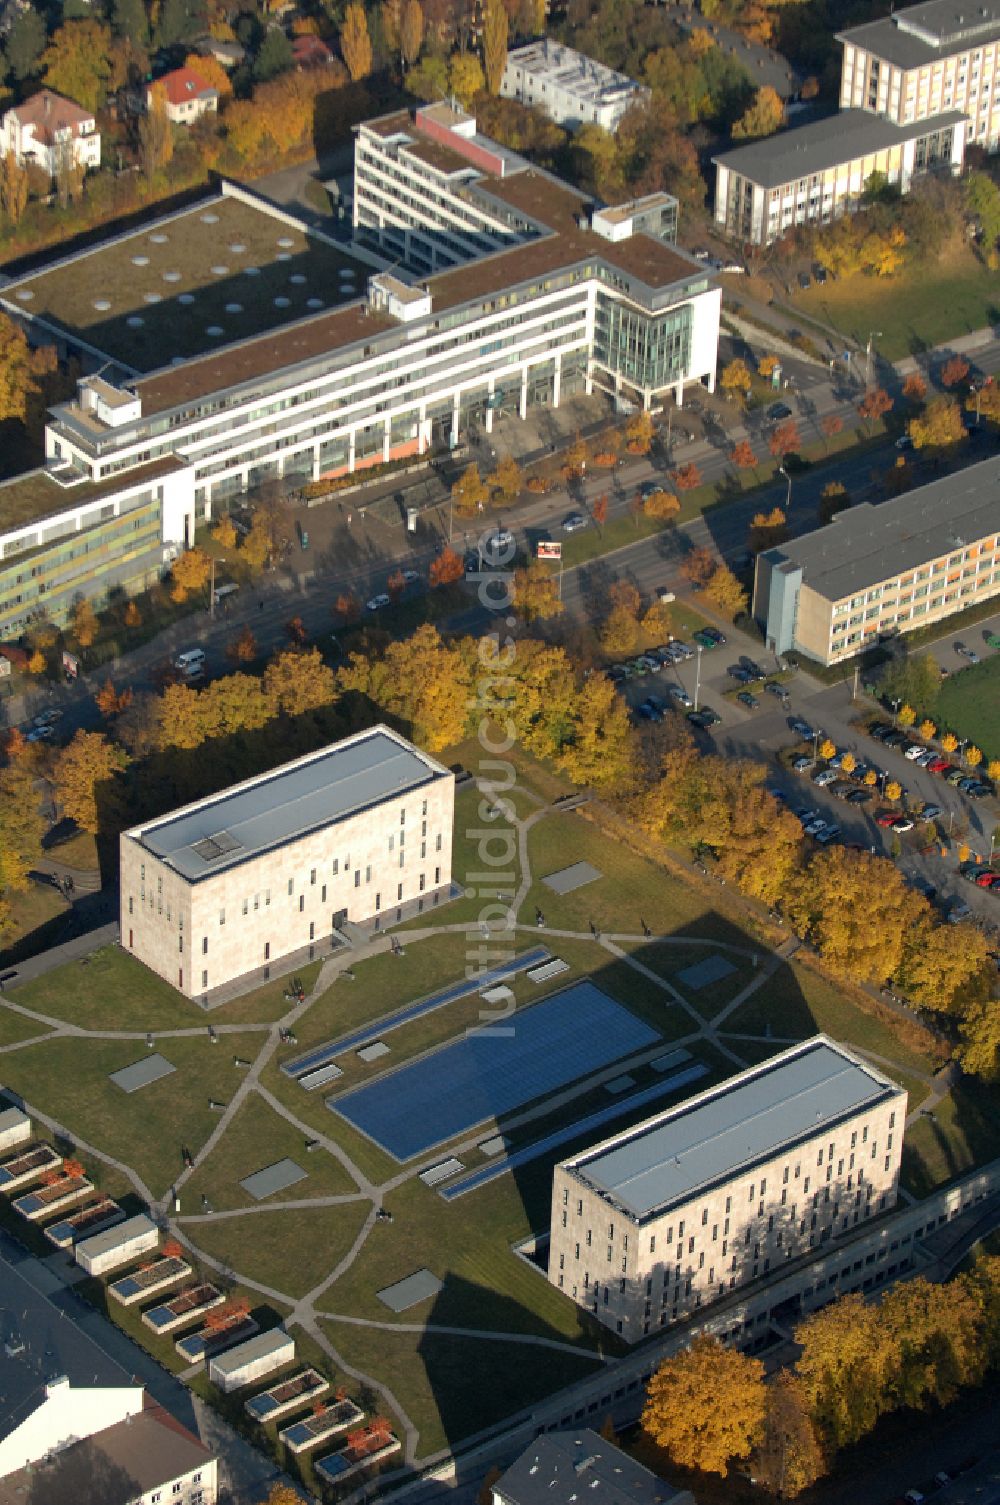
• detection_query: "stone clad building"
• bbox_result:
[548,1037,906,1343]
[120,727,455,999]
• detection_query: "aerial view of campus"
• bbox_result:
[0,0,999,1500]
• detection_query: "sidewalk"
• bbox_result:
[0,917,119,989]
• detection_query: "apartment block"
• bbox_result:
[713,107,963,244]
[548,1038,906,1343]
[120,727,455,999]
[499,40,649,132]
[753,461,1000,664]
[838,0,1000,151]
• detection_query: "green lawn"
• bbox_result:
[0,883,71,966]
[0,1031,264,1197]
[625,939,753,1020]
[186,1200,372,1301]
[793,250,1000,362]
[934,652,1000,764]
[179,1090,361,1211]
[321,1319,604,1461]
[0,1001,56,1048]
[400,783,522,932]
[900,1076,1000,1196]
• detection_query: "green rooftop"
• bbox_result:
[2,193,371,373]
[0,455,186,533]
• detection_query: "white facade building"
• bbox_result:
[120,727,455,999]
[75,1213,160,1275]
[548,1037,906,1343]
[0,89,99,176]
[499,41,649,132]
[209,1329,295,1392]
[713,107,964,243]
[838,0,1000,151]
[0,1378,216,1505]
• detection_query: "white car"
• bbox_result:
[365,593,390,612]
[401,569,421,585]
[793,756,815,773]
[904,744,926,760]
[668,685,693,708]
[813,769,838,787]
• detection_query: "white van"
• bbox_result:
[174,648,206,679]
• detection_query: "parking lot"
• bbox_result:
[613,606,1000,933]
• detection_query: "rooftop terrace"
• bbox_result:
[0,455,187,535]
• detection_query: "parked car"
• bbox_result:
[875,812,898,827]
[928,757,951,772]
[668,685,693,708]
[766,682,789,699]
[869,723,893,741]
[974,870,998,888]
[945,768,967,785]
[895,434,914,451]
[846,788,873,804]
[562,511,587,532]
[687,706,721,727]
[673,640,694,660]
[904,744,927,760]
[791,719,814,738]
[768,401,792,421]
[741,659,767,679]
[816,824,841,844]
[793,756,815,773]
[813,769,838,787]
[703,627,727,645]
[892,817,915,833]
[727,665,752,683]
[736,691,760,709]
[638,699,664,722]
[693,630,718,649]
[917,804,942,822]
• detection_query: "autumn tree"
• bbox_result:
[703,564,748,619]
[429,546,464,587]
[123,599,141,628]
[0,763,44,930]
[957,998,1000,1078]
[95,679,133,719]
[680,545,717,589]
[730,439,757,474]
[0,153,29,227]
[786,847,924,985]
[449,51,485,105]
[169,547,211,603]
[482,0,508,94]
[795,1293,896,1453]
[263,646,335,717]
[41,19,114,111]
[512,559,563,622]
[642,1336,766,1476]
[768,418,801,458]
[673,461,701,491]
[557,670,635,790]
[820,413,843,451]
[227,626,257,664]
[644,489,680,521]
[909,395,965,450]
[940,353,970,389]
[758,355,779,380]
[752,1370,824,1499]
[592,494,608,533]
[881,1277,987,1411]
[748,506,788,554]
[491,455,522,503]
[265,1483,307,1505]
[452,462,488,517]
[139,82,173,179]
[54,731,129,835]
[732,85,784,140]
[71,597,99,650]
[399,0,424,64]
[625,409,654,453]
[902,372,927,403]
[819,481,849,525]
[339,625,471,751]
[898,911,991,1013]
[183,52,232,95]
[0,313,60,425]
[719,358,752,407]
[212,515,237,550]
[599,605,639,656]
[858,386,893,432]
[340,3,372,79]
[335,590,361,623]
[565,431,589,475]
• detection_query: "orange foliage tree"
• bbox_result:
[429,546,464,587]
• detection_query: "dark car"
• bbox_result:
[727,665,752,683]
[687,707,721,728]
[846,788,873,804]
[741,659,767,680]
[768,401,792,422]
[703,627,727,645]
[562,511,588,533]
[737,691,760,709]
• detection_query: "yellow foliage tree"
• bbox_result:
[941,731,958,752]
[512,559,564,623]
[988,759,1000,782]
[72,597,99,649]
[340,3,372,79]
[909,395,966,451]
[169,547,211,603]
[795,1292,896,1452]
[758,355,779,379]
[897,703,916,726]
[818,737,836,761]
[482,0,508,94]
[751,1369,825,1499]
[27,650,46,676]
[491,455,522,503]
[54,730,129,834]
[919,718,936,740]
[748,506,788,553]
[183,52,232,95]
[41,19,113,111]
[703,564,748,619]
[400,0,424,64]
[263,647,335,717]
[786,847,924,984]
[449,51,485,106]
[124,601,142,629]
[864,767,877,786]
[732,85,784,140]
[212,516,237,549]
[644,489,680,520]
[840,751,856,775]
[719,357,752,406]
[452,462,489,517]
[0,152,29,226]
[625,409,654,453]
[885,780,902,802]
[641,1336,766,1476]
[599,604,640,656]
[966,745,983,767]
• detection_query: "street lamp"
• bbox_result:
[865,330,882,392]
[778,464,792,511]
[693,643,703,712]
[209,555,226,619]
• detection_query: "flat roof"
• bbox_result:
[210,1328,293,1373]
[132,727,448,882]
[838,0,1000,67]
[2,191,372,373]
[75,1213,157,1258]
[0,455,187,534]
[504,41,646,108]
[565,1038,903,1220]
[762,460,1000,601]
[713,108,967,188]
[496,1431,691,1505]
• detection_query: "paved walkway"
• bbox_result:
[0,777,955,1479]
